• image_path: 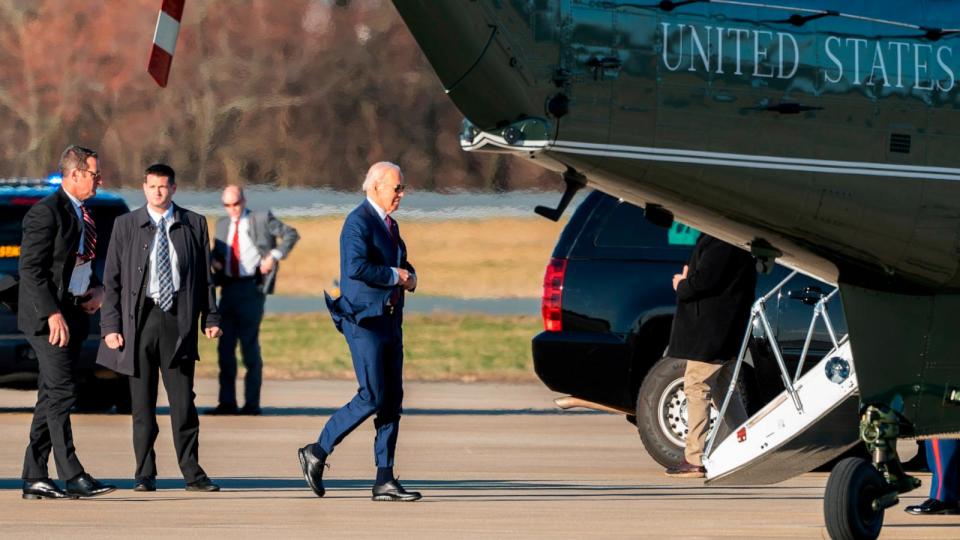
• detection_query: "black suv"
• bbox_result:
[0,180,130,412]
[533,191,846,467]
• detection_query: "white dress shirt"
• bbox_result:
[146,205,181,300]
[366,197,401,286]
[225,208,283,278]
[64,190,92,295]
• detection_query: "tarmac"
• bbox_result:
[0,379,954,539]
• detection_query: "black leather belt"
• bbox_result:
[224,275,261,286]
[144,296,177,310]
[64,293,89,306]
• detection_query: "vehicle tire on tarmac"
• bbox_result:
[637,356,688,468]
[636,356,751,469]
[823,457,885,540]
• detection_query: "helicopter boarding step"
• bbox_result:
[703,340,859,486]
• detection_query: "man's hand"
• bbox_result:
[397,268,410,284]
[47,312,70,347]
[79,286,104,314]
[204,326,223,339]
[104,332,124,350]
[259,255,275,274]
[672,265,689,291]
[402,273,417,291]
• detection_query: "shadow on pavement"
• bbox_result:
[0,477,824,499]
[0,407,606,416]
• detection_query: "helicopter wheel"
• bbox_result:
[823,457,886,540]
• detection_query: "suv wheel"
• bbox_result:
[636,356,749,468]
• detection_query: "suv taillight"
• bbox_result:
[541,257,567,332]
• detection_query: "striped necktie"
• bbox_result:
[156,217,174,311]
[79,203,96,262]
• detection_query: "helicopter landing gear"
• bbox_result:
[823,405,921,540]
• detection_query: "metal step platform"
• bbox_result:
[704,340,859,485]
[700,272,861,486]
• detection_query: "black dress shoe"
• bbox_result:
[372,479,422,502]
[185,478,220,492]
[905,498,960,515]
[240,404,262,416]
[205,403,239,415]
[298,443,327,497]
[65,473,116,498]
[133,477,156,492]
[22,478,68,500]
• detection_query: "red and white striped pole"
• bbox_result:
[147,0,186,87]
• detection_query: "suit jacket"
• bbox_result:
[325,200,415,331]
[212,209,299,294]
[667,234,757,362]
[17,188,101,335]
[96,204,220,375]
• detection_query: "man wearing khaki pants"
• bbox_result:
[664,233,756,478]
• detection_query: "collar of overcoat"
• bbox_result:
[134,203,190,276]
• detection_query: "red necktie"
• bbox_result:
[386,216,401,305]
[79,203,96,262]
[385,216,399,250]
[230,220,241,277]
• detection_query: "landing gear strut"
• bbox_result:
[823,405,921,540]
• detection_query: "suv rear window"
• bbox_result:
[595,200,701,248]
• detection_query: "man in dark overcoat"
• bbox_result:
[98,163,221,492]
[665,233,756,478]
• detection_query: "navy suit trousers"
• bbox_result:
[318,314,403,468]
[927,439,959,503]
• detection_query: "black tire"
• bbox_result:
[637,356,688,468]
[636,356,751,468]
[824,457,885,540]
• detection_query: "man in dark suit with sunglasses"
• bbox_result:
[298,161,421,502]
[19,145,116,499]
[208,185,299,416]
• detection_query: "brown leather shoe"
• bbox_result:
[665,459,706,478]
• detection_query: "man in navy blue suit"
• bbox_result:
[298,161,420,502]
[905,439,959,515]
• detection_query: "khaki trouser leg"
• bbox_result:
[682,358,748,466]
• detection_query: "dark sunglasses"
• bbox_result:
[223,202,243,208]
[386,184,406,194]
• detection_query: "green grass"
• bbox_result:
[197,313,542,382]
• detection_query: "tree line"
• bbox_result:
[0,0,558,191]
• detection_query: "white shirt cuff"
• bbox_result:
[270,248,284,260]
[389,268,400,286]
